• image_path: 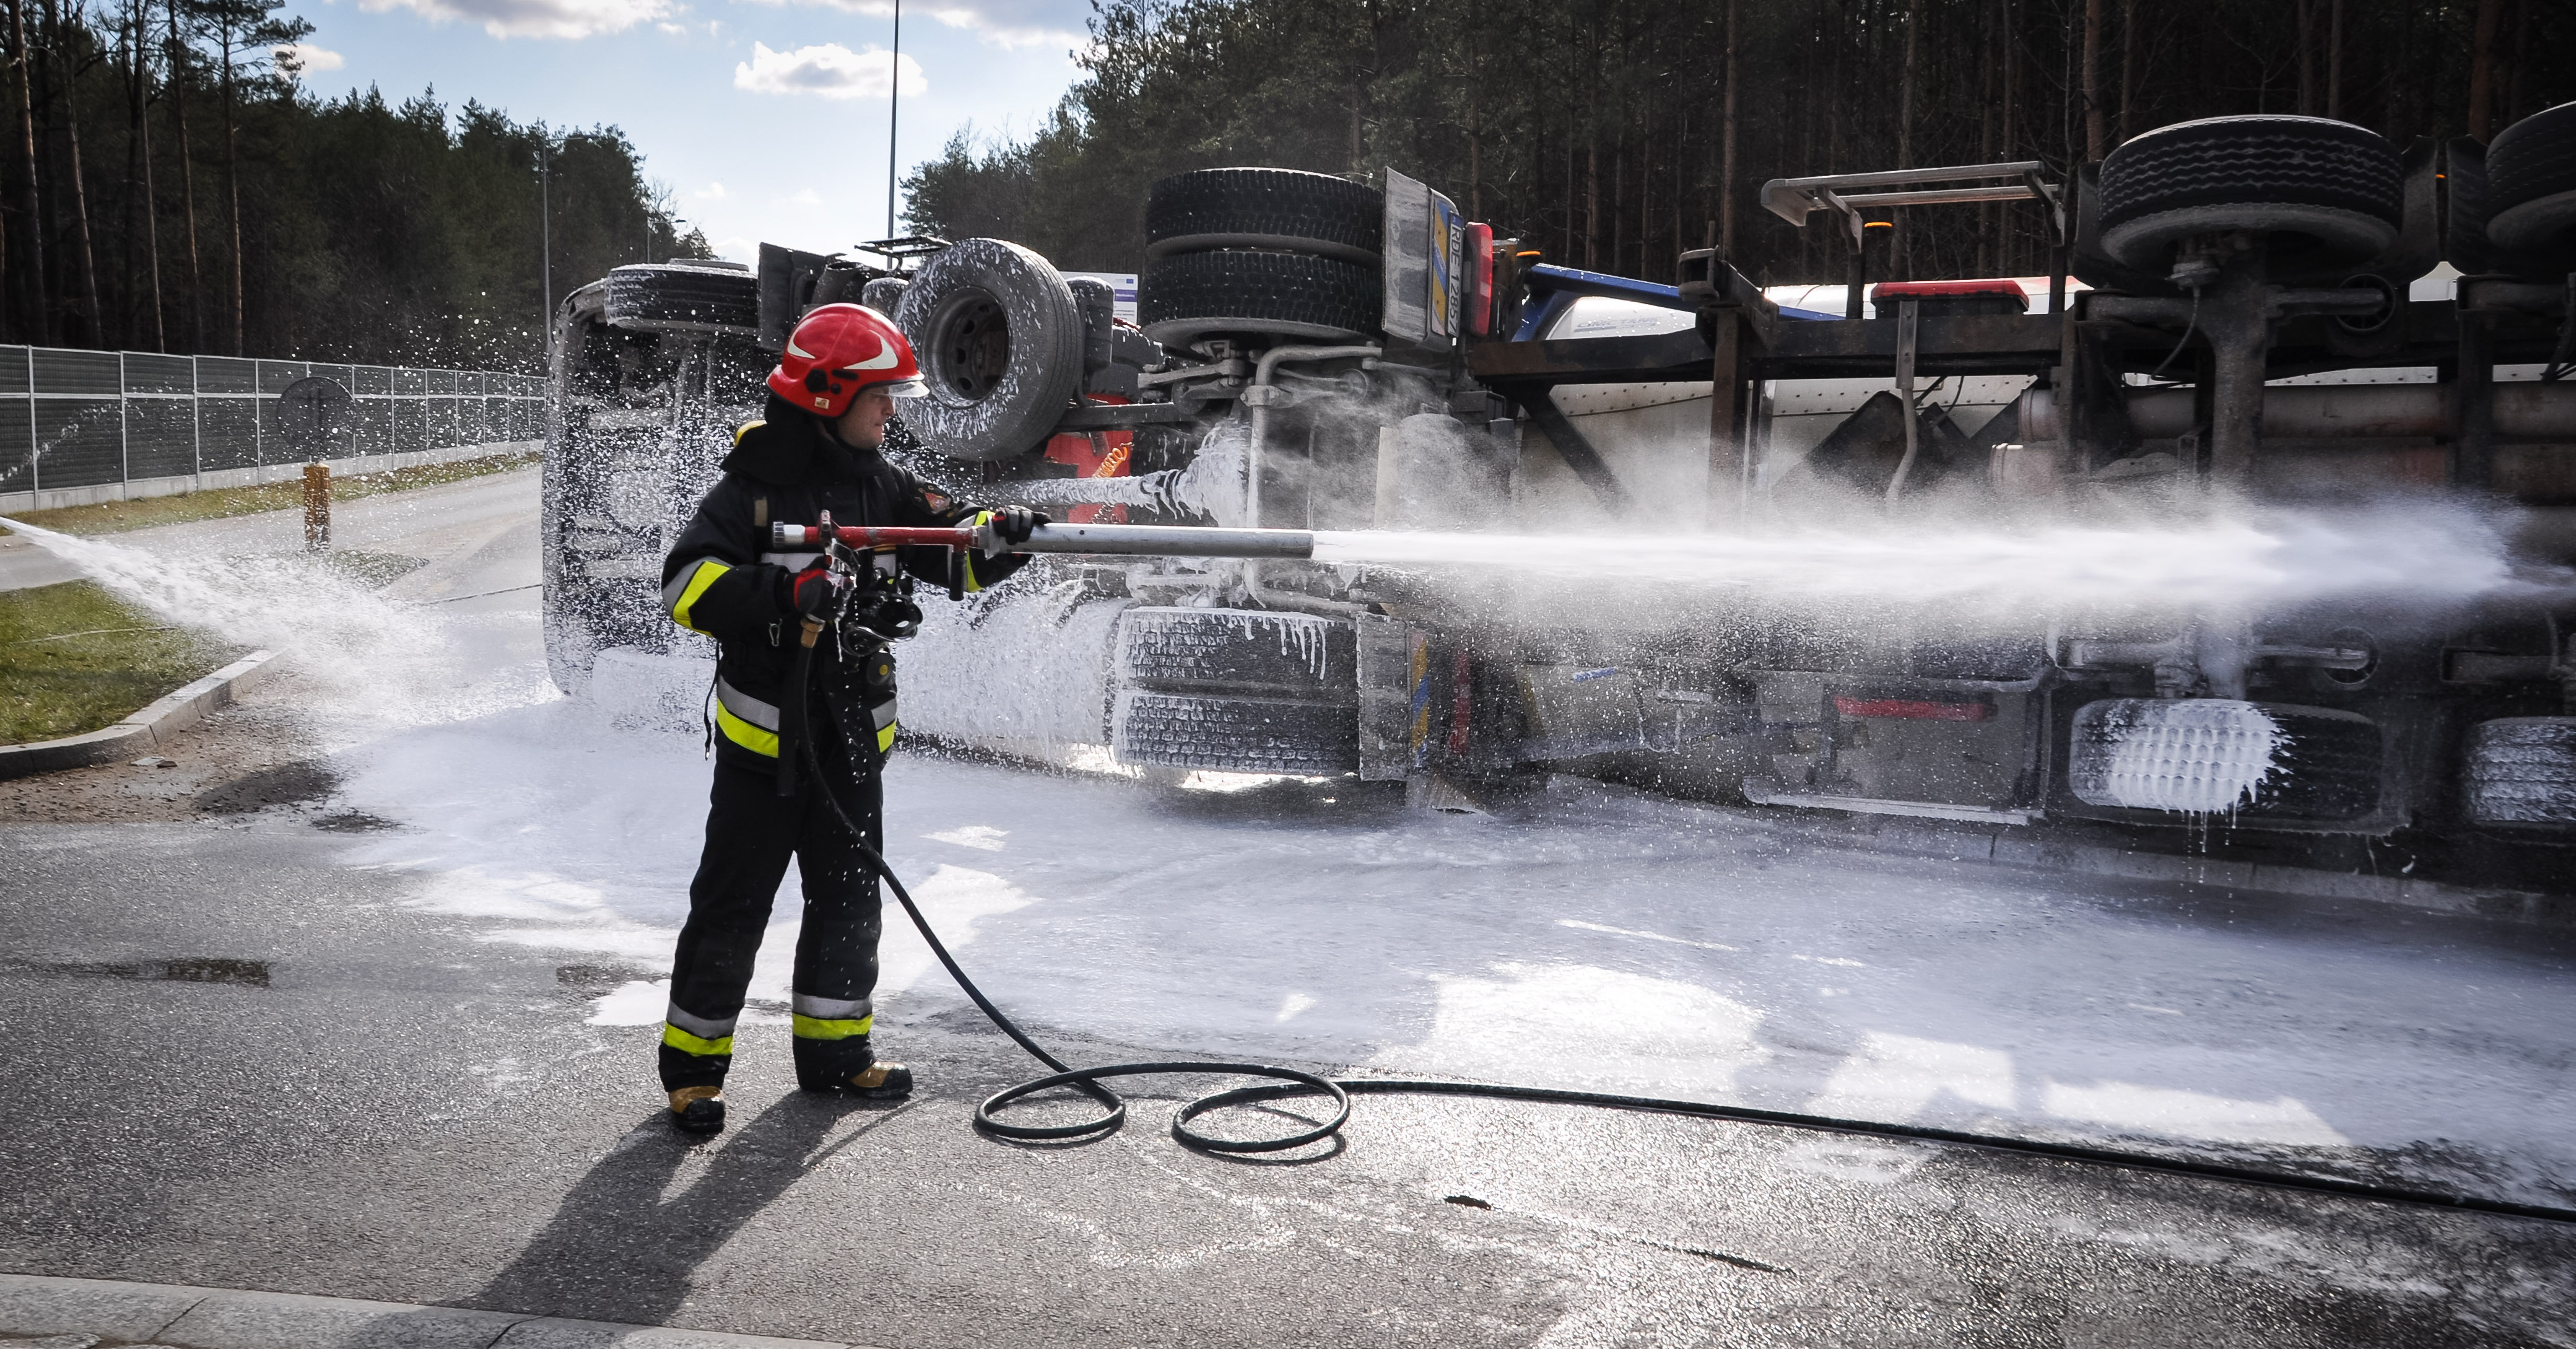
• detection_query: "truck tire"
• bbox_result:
[541,408,674,695]
[539,445,599,697]
[1140,249,1381,347]
[2443,138,2497,274]
[2461,717,2576,826]
[893,238,1084,462]
[2484,102,2576,271]
[1112,689,1359,775]
[861,276,908,316]
[1146,168,1383,265]
[605,262,760,335]
[2098,116,2403,281]
[1115,608,1358,697]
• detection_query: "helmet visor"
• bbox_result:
[872,377,929,398]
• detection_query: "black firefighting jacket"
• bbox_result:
[659,395,1027,771]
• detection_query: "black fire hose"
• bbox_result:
[780,648,2576,1223]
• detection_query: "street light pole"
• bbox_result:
[538,141,554,363]
[887,0,900,238]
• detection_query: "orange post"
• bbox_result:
[303,463,331,551]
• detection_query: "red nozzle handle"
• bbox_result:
[770,522,977,551]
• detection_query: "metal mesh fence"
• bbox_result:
[0,345,546,499]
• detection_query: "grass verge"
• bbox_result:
[1,581,247,744]
[0,449,539,538]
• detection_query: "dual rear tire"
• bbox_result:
[2483,102,2576,273]
[1108,607,1359,775]
[605,261,760,335]
[2093,102,2576,280]
[1139,168,1386,349]
[2096,116,2403,281]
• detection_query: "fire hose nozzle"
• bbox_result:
[767,519,1315,560]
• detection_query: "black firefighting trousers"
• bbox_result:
[658,729,885,1093]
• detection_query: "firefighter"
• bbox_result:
[655,302,1044,1135]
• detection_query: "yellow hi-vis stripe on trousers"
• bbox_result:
[791,1015,876,1040]
[662,1024,735,1056]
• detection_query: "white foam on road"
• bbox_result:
[318,636,2576,1208]
[24,490,2561,1208]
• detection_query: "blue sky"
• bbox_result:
[282,0,1094,262]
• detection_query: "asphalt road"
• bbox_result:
[0,466,540,599]
[7,820,2574,1348]
[4,470,2574,1347]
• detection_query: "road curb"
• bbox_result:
[0,1274,877,1349]
[0,650,281,781]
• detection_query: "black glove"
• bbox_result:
[990,506,1048,546]
[782,565,843,617]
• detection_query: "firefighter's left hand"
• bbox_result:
[990,507,1048,546]
[785,565,845,617]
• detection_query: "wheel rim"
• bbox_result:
[928,288,1012,404]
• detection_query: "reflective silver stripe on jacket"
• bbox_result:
[665,1003,738,1040]
[791,993,872,1021]
[870,700,895,730]
[661,557,722,611]
[715,676,781,732]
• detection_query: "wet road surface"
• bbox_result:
[4,818,2572,1348]
[4,467,2573,1347]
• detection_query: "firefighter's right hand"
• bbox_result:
[783,565,843,618]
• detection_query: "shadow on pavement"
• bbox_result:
[470,1093,902,1325]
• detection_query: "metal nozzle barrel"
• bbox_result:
[1009,523,1315,559]
[771,520,1316,561]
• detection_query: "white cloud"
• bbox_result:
[656,20,685,31]
[733,40,924,99]
[733,0,1080,51]
[360,0,674,40]
[791,188,820,204]
[693,181,728,200]
[926,4,1074,50]
[275,41,346,71]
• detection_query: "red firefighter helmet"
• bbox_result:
[767,303,926,415]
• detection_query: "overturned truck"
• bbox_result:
[544,107,2576,881]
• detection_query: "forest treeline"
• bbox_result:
[1,0,705,367]
[905,0,2574,288]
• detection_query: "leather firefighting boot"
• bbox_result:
[845,1062,913,1099]
[668,1085,725,1135]
[800,1062,912,1099]
[795,1035,914,1098]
